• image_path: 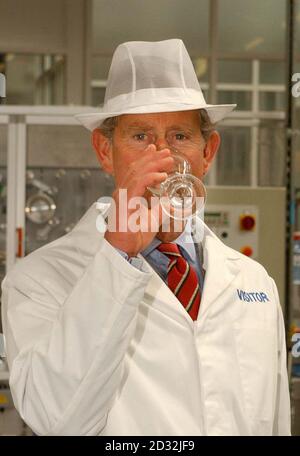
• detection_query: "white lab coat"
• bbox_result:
[1,202,291,436]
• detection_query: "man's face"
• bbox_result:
[92,109,220,238]
[109,110,212,188]
[93,109,220,196]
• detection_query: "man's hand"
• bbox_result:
[104,144,174,257]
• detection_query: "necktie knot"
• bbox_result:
[157,243,186,273]
[157,242,181,257]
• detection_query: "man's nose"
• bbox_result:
[155,137,172,151]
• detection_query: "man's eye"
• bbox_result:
[133,133,147,141]
[175,133,187,141]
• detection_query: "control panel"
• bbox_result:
[205,204,258,258]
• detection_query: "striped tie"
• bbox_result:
[157,243,201,321]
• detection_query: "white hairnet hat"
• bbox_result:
[75,39,236,131]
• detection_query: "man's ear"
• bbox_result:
[203,130,220,175]
[91,128,114,175]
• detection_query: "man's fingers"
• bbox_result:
[132,149,172,173]
[143,144,171,156]
[128,172,168,199]
[117,144,172,189]
[135,156,174,176]
[119,153,173,190]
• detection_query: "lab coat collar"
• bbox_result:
[197,220,241,322]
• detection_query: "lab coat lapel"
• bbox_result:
[193,220,241,320]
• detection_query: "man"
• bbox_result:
[1,39,290,435]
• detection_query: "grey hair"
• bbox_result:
[198,109,216,142]
[99,108,215,142]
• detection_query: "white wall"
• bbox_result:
[0,0,91,104]
[0,0,66,53]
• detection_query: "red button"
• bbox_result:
[240,214,255,231]
[241,246,253,257]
